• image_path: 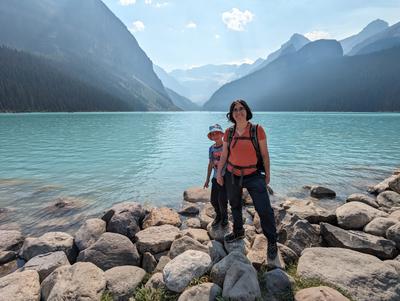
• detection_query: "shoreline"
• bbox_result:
[0,168,400,300]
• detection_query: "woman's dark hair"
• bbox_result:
[226,99,253,123]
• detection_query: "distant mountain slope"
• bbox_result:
[349,21,400,56]
[0,0,177,111]
[166,88,200,111]
[153,65,191,100]
[341,19,389,54]
[204,41,400,112]
[0,47,133,112]
[252,33,310,72]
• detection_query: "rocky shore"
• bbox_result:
[1,169,400,301]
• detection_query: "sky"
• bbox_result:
[101,0,400,72]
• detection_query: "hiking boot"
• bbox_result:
[224,230,245,243]
[211,217,221,228]
[220,217,228,227]
[267,241,278,260]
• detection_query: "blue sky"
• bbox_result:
[102,0,400,71]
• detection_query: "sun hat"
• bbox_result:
[207,124,224,139]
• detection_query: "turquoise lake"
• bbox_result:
[0,112,399,235]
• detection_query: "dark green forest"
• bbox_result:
[0,47,133,112]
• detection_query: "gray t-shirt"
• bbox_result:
[209,144,225,178]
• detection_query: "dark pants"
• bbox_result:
[211,178,228,220]
[225,171,277,243]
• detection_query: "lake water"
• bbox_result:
[0,112,399,235]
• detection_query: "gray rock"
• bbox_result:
[0,250,16,265]
[178,283,222,301]
[297,247,400,301]
[294,286,350,301]
[310,186,336,198]
[163,250,212,293]
[364,217,398,237]
[222,262,261,301]
[390,210,400,221]
[20,232,77,263]
[247,234,267,270]
[143,207,182,229]
[387,223,400,249]
[182,228,210,243]
[169,236,209,259]
[262,269,295,301]
[210,250,251,287]
[0,270,40,301]
[41,262,106,301]
[178,204,200,216]
[385,260,400,274]
[74,218,106,251]
[145,272,166,290]
[368,174,400,194]
[183,218,202,228]
[321,222,398,259]
[224,237,249,255]
[278,243,299,266]
[244,224,257,245]
[135,224,181,254]
[207,240,227,265]
[0,230,24,252]
[105,266,146,301]
[378,191,400,210]
[183,187,211,203]
[0,259,18,278]
[346,193,379,208]
[142,252,157,273]
[22,251,70,282]
[102,202,145,241]
[282,198,337,224]
[154,255,171,273]
[77,232,140,270]
[336,201,388,230]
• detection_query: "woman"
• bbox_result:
[216,99,278,260]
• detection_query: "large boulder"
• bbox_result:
[163,250,212,293]
[387,223,400,249]
[390,210,400,221]
[207,240,227,265]
[143,207,182,229]
[368,174,400,194]
[247,234,267,270]
[346,193,378,208]
[183,187,211,203]
[320,222,398,259]
[336,202,387,230]
[310,186,336,199]
[178,204,200,216]
[261,269,295,301]
[77,232,140,270]
[20,232,77,263]
[104,266,146,301]
[282,198,336,224]
[297,247,400,301]
[182,228,210,244]
[222,262,261,301]
[0,230,24,252]
[183,218,202,229]
[377,191,400,211]
[294,286,350,301]
[169,236,209,259]
[102,202,145,241]
[364,217,398,237]
[21,251,70,282]
[0,270,40,301]
[178,283,222,301]
[41,262,106,301]
[74,218,106,251]
[278,243,299,267]
[210,250,251,287]
[135,225,181,254]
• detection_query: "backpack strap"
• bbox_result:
[227,124,236,160]
[250,123,265,173]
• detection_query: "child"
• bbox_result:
[203,124,228,227]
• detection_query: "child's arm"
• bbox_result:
[203,159,213,188]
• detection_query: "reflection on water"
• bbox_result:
[0,112,399,235]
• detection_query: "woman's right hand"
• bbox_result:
[217,175,224,186]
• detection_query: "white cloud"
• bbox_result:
[222,8,254,31]
[215,34,220,39]
[186,22,197,29]
[144,0,152,4]
[304,30,331,41]
[130,20,145,32]
[119,0,136,6]
[155,2,169,8]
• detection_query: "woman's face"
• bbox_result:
[232,102,247,123]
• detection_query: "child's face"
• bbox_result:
[209,132,223,142]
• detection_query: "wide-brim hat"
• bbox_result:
[207,124,224,139]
